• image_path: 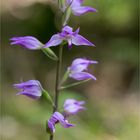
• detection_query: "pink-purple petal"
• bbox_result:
[47,112,74,133]
[16,91,41,99]
[68,58,98,81]
[65,105,85,115]
[70,58,97,72]
[77,101,85,105]
[74,27,80,35]
[72,6,97,16]
[67,39,73,49]
[14,80,42,99]
[13,80,40,89]
[43,26,95,49]
[48,120,55,133]
[70,72,97,81]
[62,26,73,33]
[72,58,98,66]
[72,34,95,46]
[10,36,43,50]
[44,34,63,48]
[64,99,86,115]
[65,0,97,16]
[53,112,74,128]
[67,0,83,8]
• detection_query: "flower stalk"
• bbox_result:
[49,134,53,140]
[54,45,63,112]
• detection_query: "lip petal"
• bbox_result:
[67,39,73,49]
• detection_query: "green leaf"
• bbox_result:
[41,48,58,61]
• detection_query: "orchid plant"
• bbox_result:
[10,0,97,140]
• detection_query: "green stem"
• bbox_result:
[49,45,63,140]
[53,45,63,112]
[49,0,70,139]
[49,134,53,140]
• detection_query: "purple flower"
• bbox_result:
[47,112,74,133]
[44,26,95,49]
[13,80,42,99]
[64,99,85,115]
[10,36,43,50]
[63,0,97,16]
[68,58,98,80]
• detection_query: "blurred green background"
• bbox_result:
[1,0,139,140]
